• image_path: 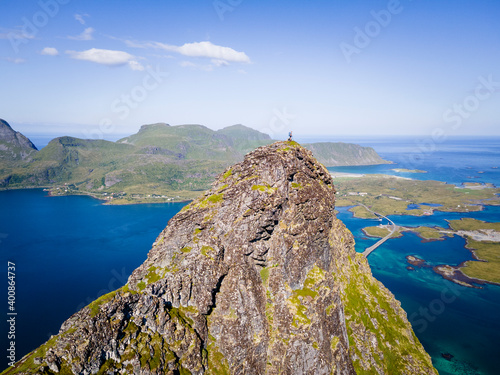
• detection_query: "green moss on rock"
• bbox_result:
[88,289,118,317]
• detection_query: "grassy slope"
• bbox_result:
[341,254,436,374]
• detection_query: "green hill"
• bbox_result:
[303,142,390,167]
[0,122,390,203]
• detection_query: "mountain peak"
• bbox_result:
[5,141,436,374]
[139,122,170,131]
[0,119,38,164]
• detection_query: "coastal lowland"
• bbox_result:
[334,174,500,287]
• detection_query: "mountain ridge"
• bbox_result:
[0,121,390,202]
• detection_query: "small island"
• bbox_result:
[406,255,427,267]
[362,217,500,286]
[362,225,402,238]
[446,219,500,285]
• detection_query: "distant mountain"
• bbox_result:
[117,123,248,161]
[303,142,389,167]
[0,119,38,165]
[216,124,273,155]
[0,121,390,202]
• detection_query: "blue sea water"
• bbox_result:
[0,191,185,370]
[0,136,499,374]
[327,136,500,186]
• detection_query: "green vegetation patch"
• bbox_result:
[222,168,232,180]
[341,254,435,374]
[260,267,270,284]
[448,218,500,232]
[287,266,325,328]
[137,281,146,291]
[461,239,500,284]
[408,226,450,240]
[335,175,500,217]
[362,226,403,239]
[252,183,277,194]
[207,193,224,204]
[200,245,215,259]
[88,289,119,317]
[146,266,162,284]
[205,337,231,375]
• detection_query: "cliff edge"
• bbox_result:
[3,141,436,374]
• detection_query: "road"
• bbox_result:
[359,204,398,258]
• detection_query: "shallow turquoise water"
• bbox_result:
[336,205,500,374]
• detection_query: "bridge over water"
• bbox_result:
[359,204,398,257]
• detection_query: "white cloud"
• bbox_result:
[128,60,145,71]
[68,27,94,41]
[41,47,59,56]
[126,40,250,64]
[66,48,141,71]
[176,41,250,63]
[74,13,89,25]
[3,57,26,64]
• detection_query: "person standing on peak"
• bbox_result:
[288,131,293,141]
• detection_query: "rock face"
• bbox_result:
[4,142,437,374]
[0,119,37,163]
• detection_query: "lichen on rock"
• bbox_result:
[3,141,437,375]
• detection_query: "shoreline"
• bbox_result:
[0,186,195,206]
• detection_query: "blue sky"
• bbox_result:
[1,0,499,141]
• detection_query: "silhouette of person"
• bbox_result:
[288,131,293,141]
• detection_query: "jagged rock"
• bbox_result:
[3,141,437,374]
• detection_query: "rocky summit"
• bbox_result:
[4,141,437,375]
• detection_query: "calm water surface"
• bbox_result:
[0,189,185,370]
